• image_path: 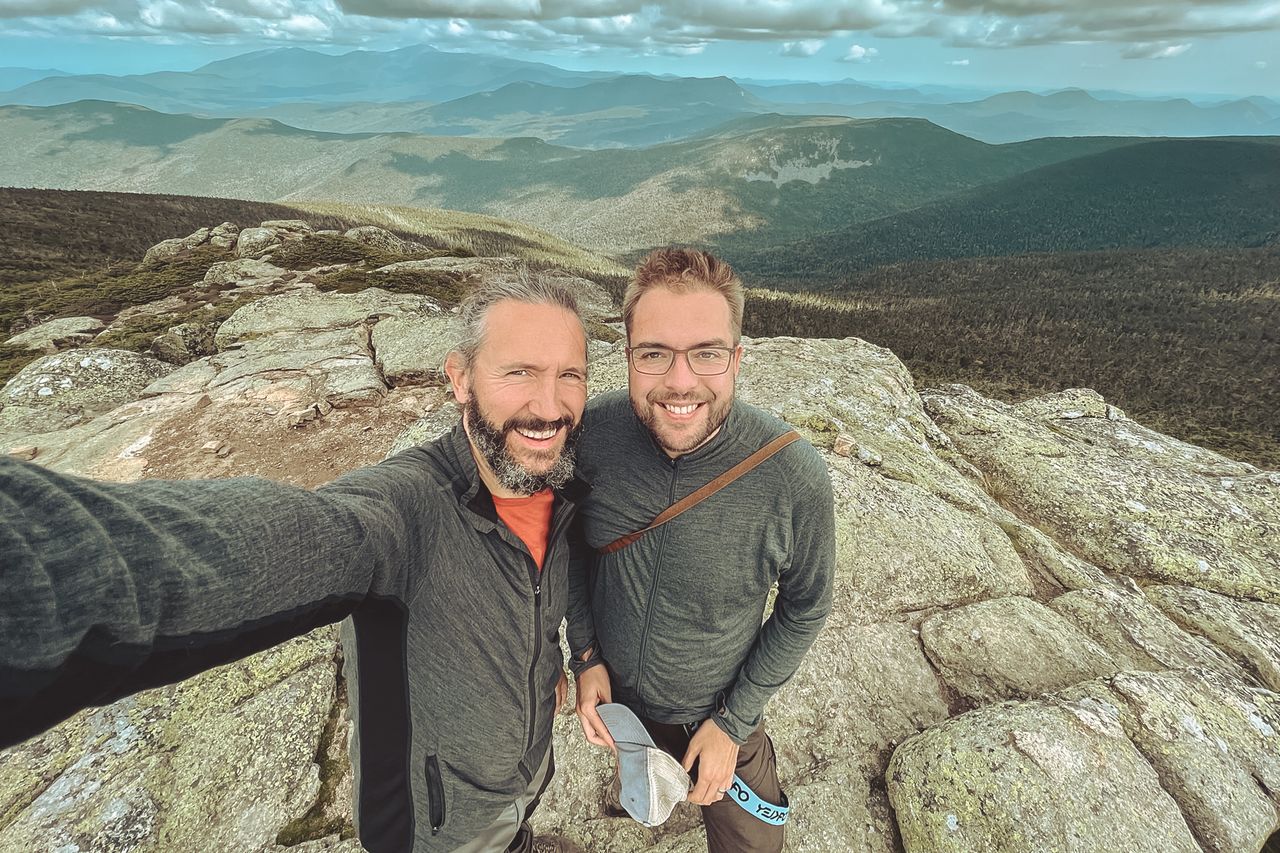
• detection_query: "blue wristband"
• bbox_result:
[727,775,789,825]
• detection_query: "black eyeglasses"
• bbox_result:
[626,346,736,376]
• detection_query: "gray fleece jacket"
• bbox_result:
[0,425,582,852]
[568,390,835,744]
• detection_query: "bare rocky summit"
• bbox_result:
[0,223,1276,852]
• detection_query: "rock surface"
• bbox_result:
[887,693,1201,852]
[3,316,105,353]
[921,595,1118,702]
[0,348,173,434]
[3,223,1278,852]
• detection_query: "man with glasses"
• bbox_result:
[567,248,835,852]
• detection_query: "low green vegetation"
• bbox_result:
[730,139,1280,284]
[289,201,630,285]
[0,188,358,288]
[742,247,1280,468]
[311,265,472,303]
[268,232,454,270]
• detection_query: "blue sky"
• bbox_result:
[1,1,1276,99]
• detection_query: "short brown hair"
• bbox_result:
[623,248,744,343]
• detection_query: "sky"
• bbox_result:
[0,1,1277,99]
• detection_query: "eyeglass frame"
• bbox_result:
[625,344,740,376]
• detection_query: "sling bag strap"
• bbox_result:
[597,430,802,555]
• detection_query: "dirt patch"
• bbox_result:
[141,387,453,487]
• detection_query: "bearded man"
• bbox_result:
[0,272,590,852]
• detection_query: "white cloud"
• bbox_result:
[839,43,878,62]
[780,39,824,56]
[946,58,970,65]
[1121,41,1192,59]
[140,1,243,34]
[267,12,331,38]
[1254,59,1268,69]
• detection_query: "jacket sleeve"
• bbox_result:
[0,452,433,749]
[713,446,835,744]
[564,514,603,674]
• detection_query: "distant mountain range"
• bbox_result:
[2,46,1278,146]
[0,101,1150,252]
[1,46,1276,275]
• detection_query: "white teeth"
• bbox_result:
[662,403,698,415]
[517,427,557,440]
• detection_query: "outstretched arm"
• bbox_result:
[0,452,426,749]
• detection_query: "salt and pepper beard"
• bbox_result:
[464,396,580,495]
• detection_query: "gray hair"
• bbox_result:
[450,268,587,369]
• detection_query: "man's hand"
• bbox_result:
[682,721,740,806]
[574,665,615,749]
[556,669,569,713]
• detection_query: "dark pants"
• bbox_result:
[638,715,785,853]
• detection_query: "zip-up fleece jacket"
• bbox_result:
[567,390,835,744]
[0,424,582,852]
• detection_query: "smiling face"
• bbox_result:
[445,299,588,497]
[627,286,742,458]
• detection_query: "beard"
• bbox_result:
[464,396,580,496]
[633,389,733,457]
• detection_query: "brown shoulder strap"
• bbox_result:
[598,430,802,555]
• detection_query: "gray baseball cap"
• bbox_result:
[597,703,691,827]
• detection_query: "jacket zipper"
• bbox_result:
[634,458,679,711]
[426,754,444,835]
[524,503,575,754]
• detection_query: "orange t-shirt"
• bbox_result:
[492,489,555,571]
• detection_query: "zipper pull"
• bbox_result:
[534,582,541,596]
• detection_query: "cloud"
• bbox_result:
[0,0,101,17]
[140,1,244,35]
[1121,40,1192,59]
[3,0,1279,56]
[839,43,879,62]
[1254,59,1268,69]
[946,58,970,65]
[336,0,541,18]
[780,39,823,56]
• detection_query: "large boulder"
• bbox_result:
[214,287,440,349]
[887,694,1201,852]
[0,629,339,852]
[1147,584,1280,691]
[370,314,458,387]
[202,327,388,408]
[150,322,217,365]
[1049,585,1250,679]
[235,227,281,259]
[203,258,289,288]
[141,227,210,266]
[920,595,1118,702]
[4,317,105,353]
[0,348,173,434]
[343,225,430,255]
[1088,668,1280,852]
[208,221,240,249]
[922,385,1280,603]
